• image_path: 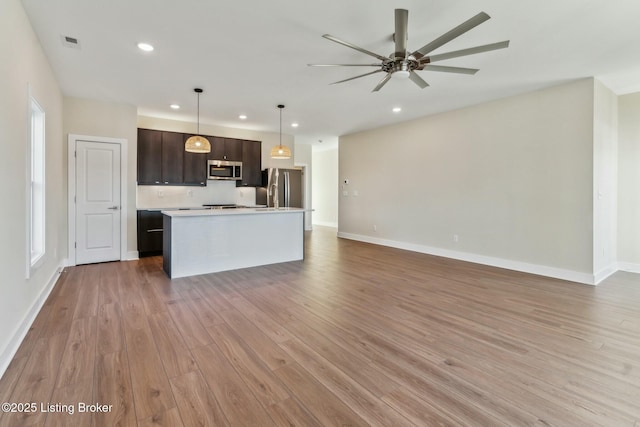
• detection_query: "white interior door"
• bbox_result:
[75,140,121,264]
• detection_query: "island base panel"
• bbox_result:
[164,211,303,278]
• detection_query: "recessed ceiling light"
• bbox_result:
[291,123,299,128]
[239,114,247,120]
[392,107,402,113]
[170,104,180,110]
[137,42,154,52]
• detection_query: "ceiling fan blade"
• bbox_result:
[394,9,408,58]
[409,71,429,89]
[423,40,510,63]
[330,69,383,85]
[308,64,382,67]
[322,34,389,62]
[420,65,479,75]
[413,12,490,57]
[372,73,392,92]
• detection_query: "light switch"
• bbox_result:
[343,190,348,197]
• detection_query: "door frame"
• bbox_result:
[67,134,128,266]
[294,163,312,231]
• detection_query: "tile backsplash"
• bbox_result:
[137,180,257,209]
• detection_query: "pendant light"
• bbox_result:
[270,104,291,159]
[185,88,211,153]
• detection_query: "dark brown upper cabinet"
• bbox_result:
[138,128,261,187]
[183,133,208,186]
[237,140,262,187]
[160,131,185,184]
[208,137,242,161]
[137,128,163,184]
[138,128,192,186]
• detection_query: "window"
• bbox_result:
[28,97,45,274]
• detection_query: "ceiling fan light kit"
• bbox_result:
[392,70,410,79]
[184,88,211,153]
[309,9,509,92]
[270,104,292,160]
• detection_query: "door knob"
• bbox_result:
[107,206,119,210]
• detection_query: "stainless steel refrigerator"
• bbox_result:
[258,168,303,208]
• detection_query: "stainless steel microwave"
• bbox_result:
[207,160,242,180]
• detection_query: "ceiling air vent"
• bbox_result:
[60,35,81,49]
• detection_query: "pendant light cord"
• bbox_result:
[278,104,285,148]
[279,106,282,147]
[196,91,200,135]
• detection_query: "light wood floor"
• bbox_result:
[1,226,640,426]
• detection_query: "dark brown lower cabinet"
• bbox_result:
[137,210,164,257]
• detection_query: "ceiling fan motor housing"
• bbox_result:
[384,54,420,77]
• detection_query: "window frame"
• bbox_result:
[27,95,46,277]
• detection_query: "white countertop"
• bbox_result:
[138,205,266,211]
[162,207,305,217]
[139,207,206,211]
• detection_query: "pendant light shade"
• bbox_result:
[185,88,211,153]
[270,104,291,159]
[270,144,292,159]
[184,134,210,153]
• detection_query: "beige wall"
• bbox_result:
[339,79,595,282]
[312,147,339,227]
[0,0,65,374]
[618,92,640,270]
[63,97,138,256]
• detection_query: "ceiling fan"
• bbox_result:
[309,9,509,92]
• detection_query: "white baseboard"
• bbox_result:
[618,262,640,274]
[337,232,596,285]
[594,263,618,285]
[125,251,139,261]
[313,221,338,228]
[0,262,64,379]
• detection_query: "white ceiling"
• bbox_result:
[21,0,640,146]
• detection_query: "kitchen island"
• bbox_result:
[162,208,304,278]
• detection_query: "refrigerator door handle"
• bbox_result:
[284,171,290,207]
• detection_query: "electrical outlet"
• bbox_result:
[453,234,459,243]
[373,224,377,232]
[158,190,164,198]
[187,190,193,197]
[343,190,348,197]
[353,190,358,196]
